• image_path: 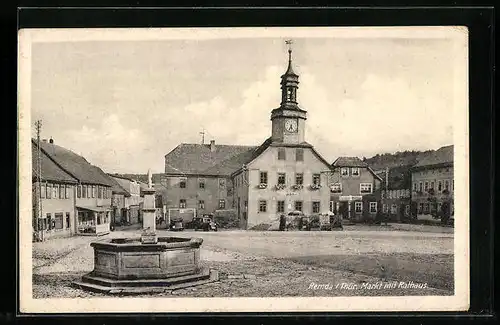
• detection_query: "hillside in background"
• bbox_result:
[363,149,435,172]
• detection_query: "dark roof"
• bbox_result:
[107,175,130,196]
[35,139,115,187]
[377,165,413,190]
[32,142,78,184]
[332,157,369,168]
[164,142,259,176]
[412,145,454,168]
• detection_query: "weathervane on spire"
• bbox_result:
[285,39,293,61]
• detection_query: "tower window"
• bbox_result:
[278,148,286,160]
[296,149,304,161]
[287,88,292,100]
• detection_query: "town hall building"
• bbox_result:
[159,46,334,229]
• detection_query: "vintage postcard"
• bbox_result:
[18,26,469,313]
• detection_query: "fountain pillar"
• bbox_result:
[141,169,158,244]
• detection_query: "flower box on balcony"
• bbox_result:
[275,184,287,190]
[310,184,322,190]
[291,184,303,190]
[258,183,267,189]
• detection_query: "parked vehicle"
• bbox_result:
[299,216,311,231]
[169,218,184,231]
[192,214,218,231]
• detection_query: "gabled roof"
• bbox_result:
[332,156,382,181]
[412,145,454,168]
[35,139,115,187]
[32,142,78,184]
[164,142,259,176]
[332,157,369,168]
[107,175,131,196]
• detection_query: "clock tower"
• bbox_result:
[271,40,307,144]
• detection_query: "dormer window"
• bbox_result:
[351,167,360,177]
[341,167,349,177]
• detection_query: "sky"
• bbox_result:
[30,30,460,174]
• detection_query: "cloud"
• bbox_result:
[62,114,152,173]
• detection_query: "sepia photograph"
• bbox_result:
[18,26,469,313]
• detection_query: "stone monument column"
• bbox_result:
[141,169,158,244]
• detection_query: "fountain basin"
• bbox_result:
[91,236,203,280]
[73,236,218,294]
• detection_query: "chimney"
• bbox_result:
[210,140,216,152]
[49,137,54,144]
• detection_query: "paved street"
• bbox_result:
[32,227,454,298]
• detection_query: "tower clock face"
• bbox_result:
[285,119,298,133]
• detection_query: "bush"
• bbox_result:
[249,223,271,231]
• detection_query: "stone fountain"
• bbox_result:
[73,170,218,294]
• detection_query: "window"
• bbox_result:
[180,179,186,188]
[277,201,285,213]
[329,201,335,212]
[244,200,248,209]
[424,182,429,191]
[66,212,70,229]
[198,200,205,209]
[388,191,393,199]
[419,182,423,192]
[405,205,410,215]
[46,184,52,199]
[65,185,70,199]
[351,168,360,176]
[277,173,286,185]
[218,199,226,209]
[312,201,321,214]
[295,173,303,185]
[259,171,268,184]
[438,181,442,192]
[278,148,286,160]
[296,149,304,161]
[391,204,398,214]
[259,200,267,212]
[437,202,442,212]
[413,182,418,192]
[341,167,349,176]
[451,179,454,191]
[199,178,205,189]
[179,199,186,209]
[383,204,388,213]
[41,183,46,199]
[92,185,96,198]
[219,178,226,189]
[430,181,435,190]
[330,183,342,193]
[360,183,373,194]
[312,174,321,186]
[354,202,363,213]
[294,201,303,212]
[87,185,92,198]
[54,213,63,230]
[369,202,377,213]
[444,180,450,191]
[53,184,59,199]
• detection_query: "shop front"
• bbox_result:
[76,206,111,236]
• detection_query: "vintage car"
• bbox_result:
[192,214,218,231]
[169,218,184,231]
[286,210,305,230]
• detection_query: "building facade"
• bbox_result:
[329,157,382,222]
[32,140,78,240]
[36,138,114,236]
[378,166,412,222]
[161,47,334,229]
[411,145,454,220]
[110,175,144,225]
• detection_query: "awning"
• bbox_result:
[76,205,112,213]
